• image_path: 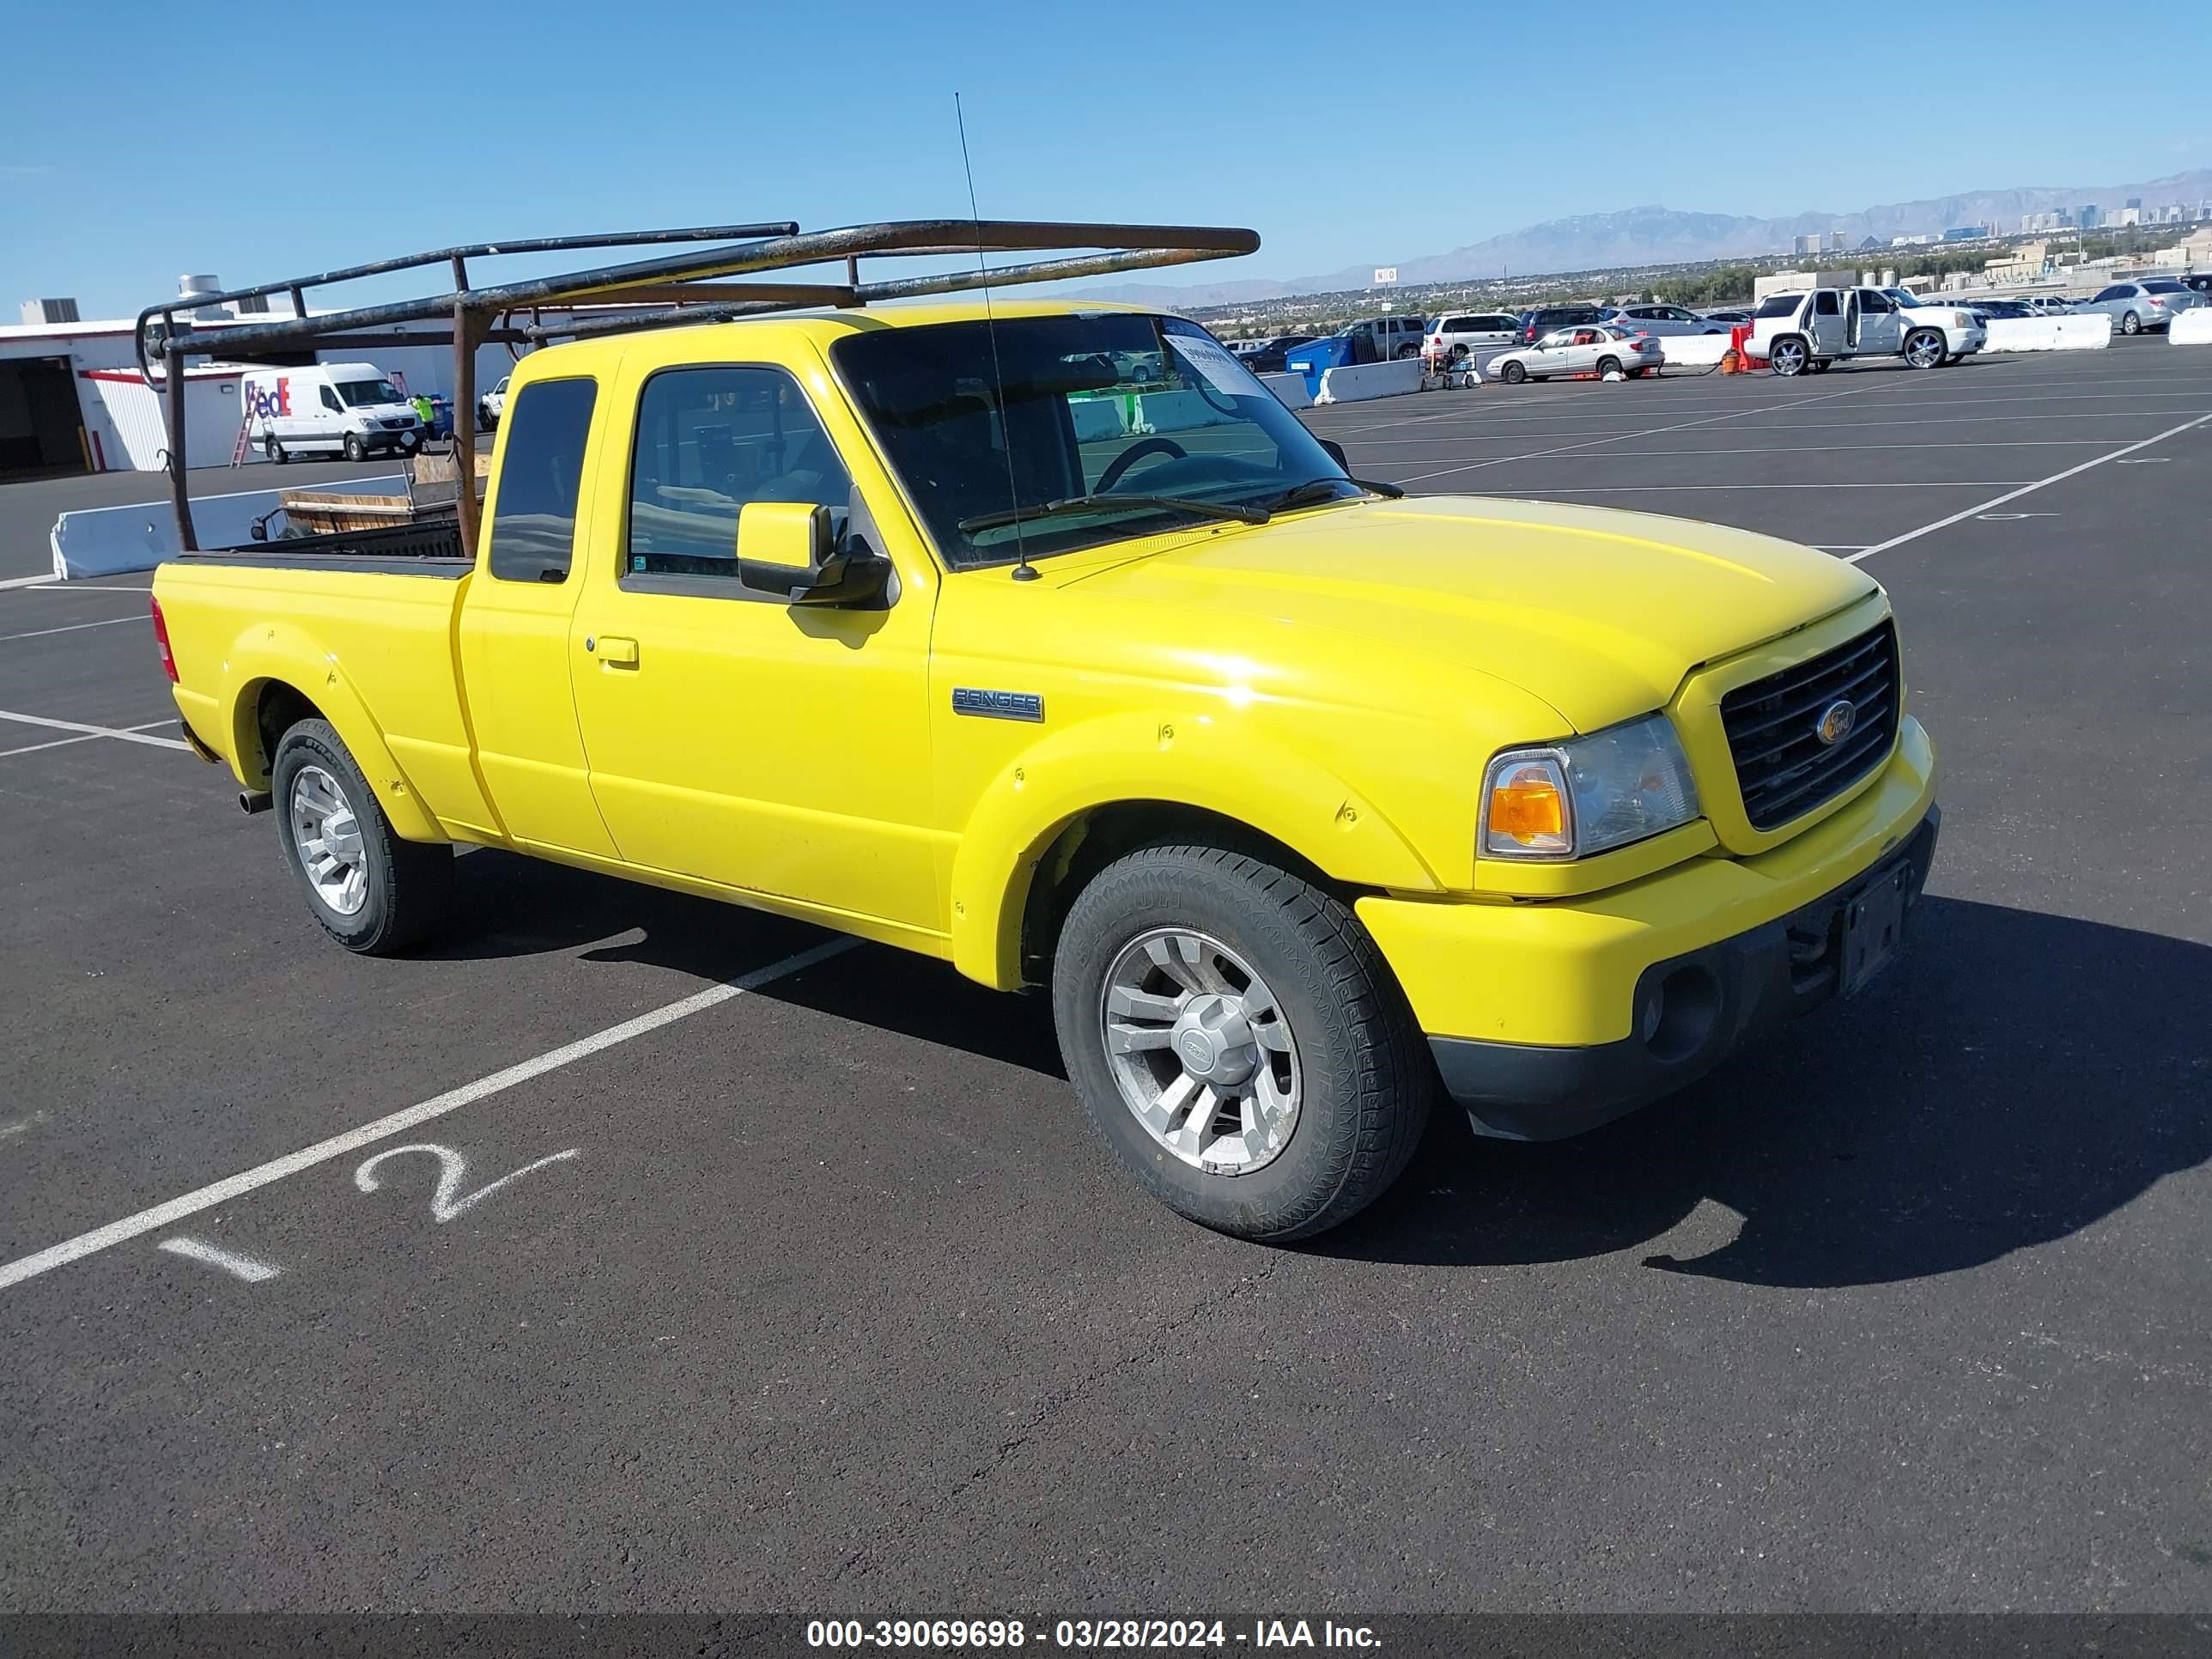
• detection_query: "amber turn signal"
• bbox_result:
[1485,758,1573,854]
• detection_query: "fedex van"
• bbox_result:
[241,362,422,463]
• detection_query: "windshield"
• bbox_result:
[334,379,404,407]
[833,314,1360,569]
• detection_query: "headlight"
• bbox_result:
[1480,714,1700,861]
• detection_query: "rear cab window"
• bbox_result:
[485,377,599,584]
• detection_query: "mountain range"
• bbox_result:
[1086,169,2212,306]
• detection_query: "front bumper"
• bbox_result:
[1357,720,1938,1139]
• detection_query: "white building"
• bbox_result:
[2,276,522,479]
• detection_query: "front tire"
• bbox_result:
[343,433,367,462]
[272,719,453,955]
[1501,360,1528,384]
[1905,328,1947,369]
[1052,844,1433,1243]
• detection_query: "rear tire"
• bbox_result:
[272,719,452,956]
[1769,335,1809,377]
[1501,360,1527,385]
[264,434,288,464]
[1596,356,1622,379]
[2121,310,2141,336]
[1052,844,1433,1243]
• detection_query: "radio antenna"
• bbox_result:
[956,92,1036,582]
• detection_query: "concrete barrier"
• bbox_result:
[1069,398,1129,442]
[1132,389,1239,434]
[1979,313,2112,353]
[1259,372,1313,410]
[1313,359,1425,405]
[1657,334,1733,368]
[49,477,409,581]
[2170,308,2212,344]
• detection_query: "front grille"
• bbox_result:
[1720,621,1899,831]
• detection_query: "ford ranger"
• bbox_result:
[151,298,1939,1241]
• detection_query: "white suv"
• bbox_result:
[1750,286,1984,376]
[1422,313,1521,363]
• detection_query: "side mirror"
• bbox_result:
[736,501,888,606]
[1319,438,1351,472]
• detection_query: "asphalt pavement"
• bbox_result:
[2,337,2209,1626]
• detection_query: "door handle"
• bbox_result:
[586,635,639,666]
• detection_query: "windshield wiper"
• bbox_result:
[1255,477,1405,514]
[957,493,1270,536]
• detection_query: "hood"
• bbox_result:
[1054,495,1879,732]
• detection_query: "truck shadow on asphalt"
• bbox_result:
[428,860,2209,1289]
[1316,894,2212,1285]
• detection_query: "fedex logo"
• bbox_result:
[246,379,292,420]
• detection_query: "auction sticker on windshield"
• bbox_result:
[1167,331,1255,396]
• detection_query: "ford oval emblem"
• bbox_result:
[1815,699,1857,747]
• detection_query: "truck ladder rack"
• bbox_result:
[135,217,1260,557]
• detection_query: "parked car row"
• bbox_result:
[1226,267,2208,396]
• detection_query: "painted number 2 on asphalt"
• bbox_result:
[155,1141,580,1283]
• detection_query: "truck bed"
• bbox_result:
[155,522,490,836]
[185,520,473,580]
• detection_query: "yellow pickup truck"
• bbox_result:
[152,297,1937,1241]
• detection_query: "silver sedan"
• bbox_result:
[2075,280,2200,335]
[1486,325,1665,384]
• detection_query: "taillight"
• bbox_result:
[2148,296,2166,307]
[150,595,178,683]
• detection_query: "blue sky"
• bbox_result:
[5,0,2209,319]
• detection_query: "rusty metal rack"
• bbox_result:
[137,218,1261,555]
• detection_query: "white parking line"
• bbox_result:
[1395,380,1887,486]
[0,574,61,592]
[1503,480,2033,494]
[157,1237,283,1283]
[0,935,857,1293]
[17,583,155,594]
[0,709,191,750]
[1354,434,2136,453]
[0,615,149,644]
[1848,410,2212,565]
[1365,408,2205,449]
[0,719,179,759]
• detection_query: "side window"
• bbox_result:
[319,386,343,413]
[625,366,854,580]
[1814,291,1841,316]
[1859,289,1892,313]
[486,377,599,585]
[2092,286,2122,302]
